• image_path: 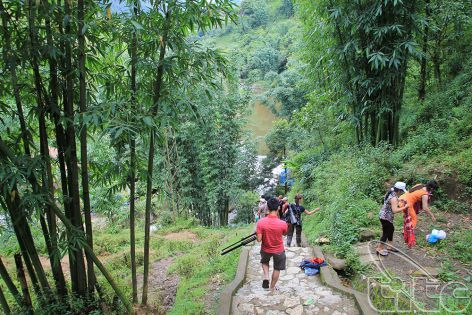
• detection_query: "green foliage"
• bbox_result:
[167,225,252,315]
[239,0,269,29]
[277,0,294,18]
[298,0,421,146]
[265,118,290,158]
[232,190,259,224]
[291,145,394,255]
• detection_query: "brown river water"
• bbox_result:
[245,100,277,155]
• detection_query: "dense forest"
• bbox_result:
[0,0,471,314]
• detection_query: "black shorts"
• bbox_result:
[260,250,286,270]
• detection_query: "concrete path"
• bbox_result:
[231,242,359,315]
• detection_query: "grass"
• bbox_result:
[0,217,252,314]
[92,218,253,314]
[167,224,253,314]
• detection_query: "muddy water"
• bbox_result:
[246,100,277,154]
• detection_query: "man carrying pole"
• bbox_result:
[256,197,288,290]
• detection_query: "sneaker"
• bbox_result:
[262,279,269,289]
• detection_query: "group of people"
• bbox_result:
[255,194,321,290]
[258,194,320,247]
[376,180,439,256]
[253,180,440,291]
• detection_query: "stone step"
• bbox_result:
[231,240,359,315]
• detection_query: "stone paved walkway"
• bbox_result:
[232,242,359,315]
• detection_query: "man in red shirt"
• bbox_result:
[256,197,288,290]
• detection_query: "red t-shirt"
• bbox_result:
[256,214,288,254]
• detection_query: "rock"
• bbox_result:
[287,305,303,315]
[359,254,377,265]
[315,237,330,245]
[359,229,376,241]
[355,243,371,255]
[286,267,301,274]
[410,267,440,277]
[283,296,300,308]
[286,278,300,288]
[285,251,296,258]
[255,307,264,314]
[237,302,254,313]
[280,273,295,281]
[323,306,330,312]
[332,311,342,315]
[325,254,347,270]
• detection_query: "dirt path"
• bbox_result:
[355,211,472,311]
[135,257,179,315]
[232,240,359,315]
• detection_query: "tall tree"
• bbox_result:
[62,0,88,296]
[129,0,140,303]
[419,0,431,100]
[77,0,95,294]
[299,0,420,147]
[140,0,236,304]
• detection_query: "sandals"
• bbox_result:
[376,249,388,256]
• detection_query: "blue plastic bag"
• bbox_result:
[304,268,320,276]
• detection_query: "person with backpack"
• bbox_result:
[285,194,320,247]
[399,180,438,228]
[278,197,289,219]
[256,197,288,290]
[376,182,410,256]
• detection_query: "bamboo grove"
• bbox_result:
[0,0,241,313]
[298,0,471,147]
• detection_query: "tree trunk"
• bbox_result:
[14,254,33,314]
[418,0,430,100]
[0,256,22,306]
[77,0,95,295]
[433,42,441,85]
[0,139,133,314]
[142,8,170,305]
[3,187,51,297]
[27,0,67,297]
[63,0,88,296]
[7,212,42,300]
[142,131,155,306]
[0,0,30,156]
[0,284,10,315]
[129,138,138,304]
[43,3,73,290]
[129,0,139,303]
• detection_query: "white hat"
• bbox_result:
[394,182,407,192]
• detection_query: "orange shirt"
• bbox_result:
[400,184,428,228]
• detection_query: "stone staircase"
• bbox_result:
[231,242,359,315]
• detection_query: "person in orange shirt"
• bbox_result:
[400,180,438,228]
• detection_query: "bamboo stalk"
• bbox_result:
[0,256,22,306]
[0,140,132,314]
[0,284,11,314]
[14,254,33,314]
